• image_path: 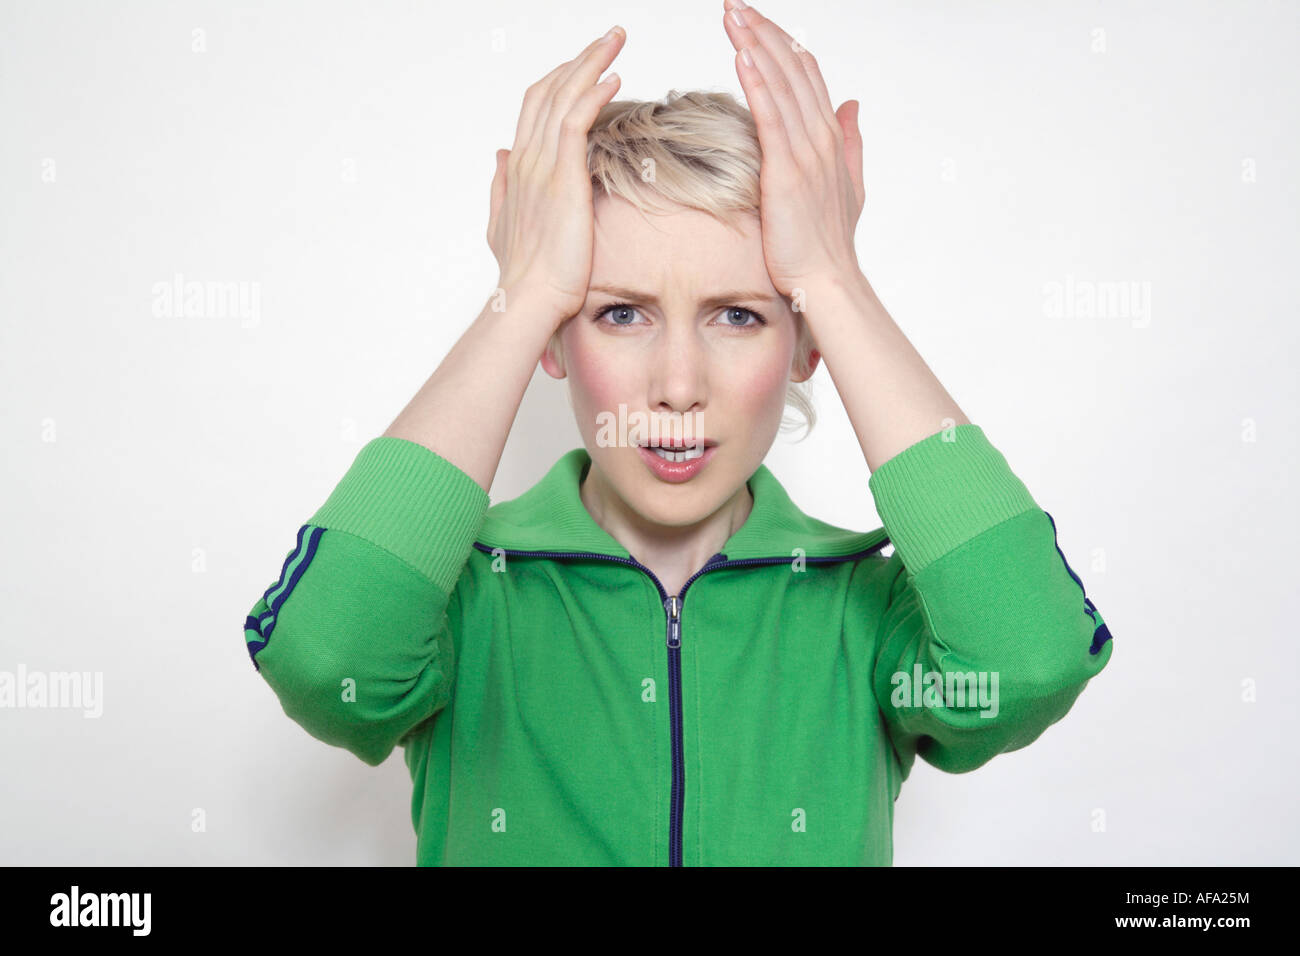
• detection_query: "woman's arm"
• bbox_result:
[385,26,627,493]
[242,27,627,763]
[858,425,1113,775]
[721,1,968,472]
[793,272,970,472]
[722,3,1113,776]
[383,293,566,493]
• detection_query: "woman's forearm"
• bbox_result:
[383,288,563,494]
[803,270,971,473]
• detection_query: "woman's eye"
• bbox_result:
[595,304,642,326]
[594,304,766,329]
[720,307,761,328]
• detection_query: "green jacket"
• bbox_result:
[243,424,1113,865]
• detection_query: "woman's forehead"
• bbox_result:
[592,197,768,289]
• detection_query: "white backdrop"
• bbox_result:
[2,0,1296,865]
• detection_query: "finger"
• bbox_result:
[556,71,622,176]
[512,61,570,157]
[763,14,841,136]
[735,39,809,160]
[724,4,826,152]
[512,28,620,163]
[733,44,797,171]
[725,1,837,131]
[836,101,865,212]
[537,26,626,167]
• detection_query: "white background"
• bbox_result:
[1,0,1296,865]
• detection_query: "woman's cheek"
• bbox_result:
[732,350,795,424]
[566,344,628,438]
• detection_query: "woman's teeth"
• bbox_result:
[649,445,706,462]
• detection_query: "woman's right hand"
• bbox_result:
[487,26,626,330]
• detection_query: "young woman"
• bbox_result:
[242,1,1113,866]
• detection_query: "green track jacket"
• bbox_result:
[242,424,1113,865]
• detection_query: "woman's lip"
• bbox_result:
[636,443,717,483]
[636,441,717,449]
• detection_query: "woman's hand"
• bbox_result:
[488,26,626,328]
[721,1,866,299]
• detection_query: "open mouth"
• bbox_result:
[637,439,716,463]
[647,445,705,463]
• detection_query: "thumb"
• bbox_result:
[487,148,510,250]
[836,101,864,213]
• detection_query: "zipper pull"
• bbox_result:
[665,595,680,649]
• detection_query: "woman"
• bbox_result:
[242,2,1113,865]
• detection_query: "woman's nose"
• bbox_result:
[645,325,708,413]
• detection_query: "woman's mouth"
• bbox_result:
[636,441,717,483]
[648,445,707,463]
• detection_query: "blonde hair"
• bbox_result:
[554,88,817,439]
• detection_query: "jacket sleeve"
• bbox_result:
[865,423,1113,777]
[241,437,490,767]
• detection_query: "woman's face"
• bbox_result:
[542,192,819,532]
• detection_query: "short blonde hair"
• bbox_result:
[554,88,817,438]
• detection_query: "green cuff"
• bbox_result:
[309,437,490,593]
[867,424,1038,574]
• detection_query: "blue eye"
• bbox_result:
[594,303,643,326]
[721,307,764,328]
[592,302,769,329]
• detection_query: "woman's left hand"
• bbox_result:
[722,1,866,300]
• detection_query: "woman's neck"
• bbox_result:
[579,463,754,597]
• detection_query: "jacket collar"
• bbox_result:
[476,447,888,562]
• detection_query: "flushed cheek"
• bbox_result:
[565,347,634,440]
[724,354,792,426]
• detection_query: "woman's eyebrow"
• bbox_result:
[588,284,778,309]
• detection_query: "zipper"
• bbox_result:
[472,539,890,866]
[664,594,683,866]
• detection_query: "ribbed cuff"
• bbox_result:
[309,437,490,593]
[867,424,1038,575]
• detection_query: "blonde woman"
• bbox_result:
[243,2,1113,866]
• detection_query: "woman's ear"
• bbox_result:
[540,330,567,379]
[791,347,821,383]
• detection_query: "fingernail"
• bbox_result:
[603,25,623,42]
[741,46,753,67]
[730,8,746,27]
